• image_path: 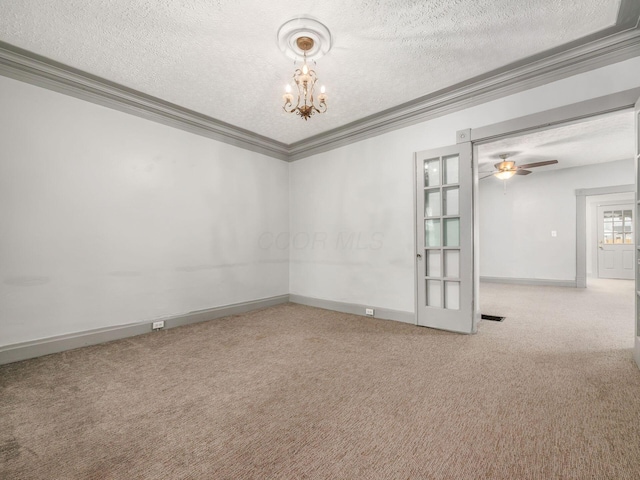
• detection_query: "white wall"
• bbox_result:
[289,56,640,315]
[0,76,289,347]
[479,159,634,282]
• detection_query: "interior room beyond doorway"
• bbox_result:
[477,110,634,289]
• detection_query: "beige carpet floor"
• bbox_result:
[1,279,639,479]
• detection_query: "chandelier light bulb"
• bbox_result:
[302,63,309,75]
[318,85,327,104]
[283,83,294,104]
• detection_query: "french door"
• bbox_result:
[415,142,477,333]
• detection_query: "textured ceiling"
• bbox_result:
[477,110,635,174]
[0,0,621,144]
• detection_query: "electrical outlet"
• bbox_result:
[152,321,165,330]
[551,231,557,237]
[365,308,374,316]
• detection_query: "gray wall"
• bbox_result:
[0,75,289,347]
[479,159,634,282]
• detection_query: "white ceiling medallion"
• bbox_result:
[277,17,332,61]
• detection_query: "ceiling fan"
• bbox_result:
[480,154,558,180]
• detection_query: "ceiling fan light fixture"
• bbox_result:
[495,170,516,180]
[480,154,559,181]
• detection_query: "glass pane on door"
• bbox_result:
[427,280,442,307]
[443,187,459,216]
[623,210,633,244]
[444,155,459,185]
[444,250,460,278]
[443,218,460,247]
[427,250,441,277]
[424,158,440,187]
[604,211,613,243]
[425,219,441,247]
[445,281,460,310]
[425,189,441,217]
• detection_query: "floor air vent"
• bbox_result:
[481,314,505,322]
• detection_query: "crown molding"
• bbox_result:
[288,30,640,161]
[0,42,290,161]
[0,1,638,163]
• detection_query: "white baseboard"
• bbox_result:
[289,294,415,324]
[0,295,290,365]
[480,276,577,288]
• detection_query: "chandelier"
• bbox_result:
[282,37,327,120]
[277,17,332,121]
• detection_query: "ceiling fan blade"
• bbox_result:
[515,169,532,175]
[480,172,497,180]
[517,160,558,169]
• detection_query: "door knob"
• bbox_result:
[416,253,422,259]
[598,242,603,250]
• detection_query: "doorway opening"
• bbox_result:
[476,109,634,288]
[473,109,635,341]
